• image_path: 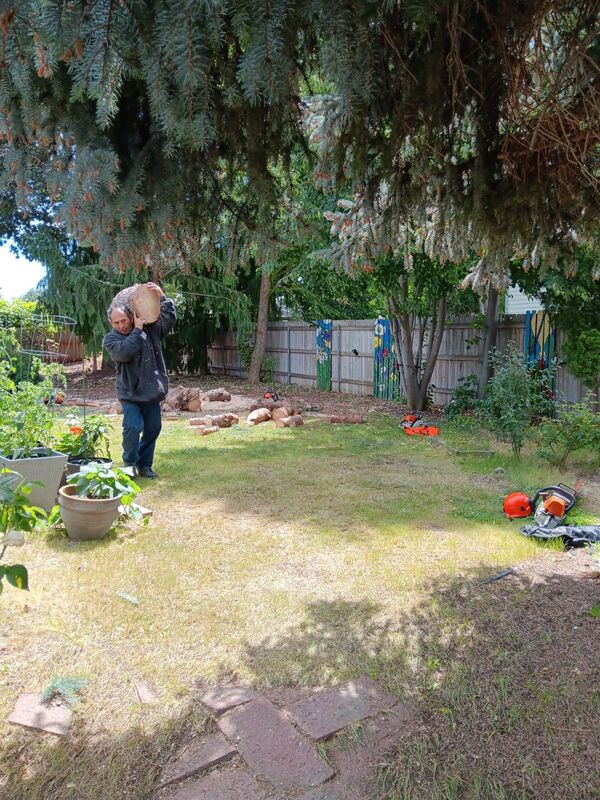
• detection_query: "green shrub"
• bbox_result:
[536,396,600,470]
[238,338,277,382]
[238,336,253,371]
[260,355,277,383]
[445,374,479,420]
[563,329,600,391]
[478,344,554,456]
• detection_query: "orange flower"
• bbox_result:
[69,426,83,435]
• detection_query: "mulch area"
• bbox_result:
[65,365,444,419]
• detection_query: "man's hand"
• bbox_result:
[147,281,165,298]
[134,313,146,330]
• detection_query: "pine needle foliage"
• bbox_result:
[0,0,314,270]
[0,1,598,283]
[41,675,88,707]
[308,1,600,286]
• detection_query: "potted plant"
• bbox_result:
[55,414,113,475]
[0,361,68,511]
[58,462,141,541]
[0,469,46,593]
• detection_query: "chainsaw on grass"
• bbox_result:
[503,481,582,529]
[400,412,440,437]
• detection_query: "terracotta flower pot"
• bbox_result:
[58,485,122,541]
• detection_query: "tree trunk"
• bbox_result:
[389,296,448,412]
[100,350,115,374]
[416,296,447,409]
[388,297,420,410]
[248,268,270,384]
[477,286,500,399]
[92,352,98,372]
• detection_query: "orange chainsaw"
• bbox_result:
[401,413,440,437]
[503,481,583,529]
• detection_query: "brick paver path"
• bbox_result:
[158,677,414,800]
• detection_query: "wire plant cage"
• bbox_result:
[0,309,78,386]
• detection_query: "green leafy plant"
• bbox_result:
[445,374,479,420]
[0,362,66,459]
[239,338,277,382]
[536,396,600,470]
[238,337,254,372]
[67,463,141,506]
[0,298,61,383]
[259,355,277,383]
[0,469,46,593]
[562,330,600,393]
[478,344,554,456]
[56,414,113,461]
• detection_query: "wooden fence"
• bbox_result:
[207,316,587,405]
[49,327,84,363]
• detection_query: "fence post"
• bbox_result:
[287,324,291,384]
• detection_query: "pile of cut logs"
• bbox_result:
[109,385,366,429]
[161,386,231,413]
[247,400,304,428]
[190,412,240,435]
[186,392,306,435]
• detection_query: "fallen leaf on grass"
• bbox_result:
[117,592,139,605]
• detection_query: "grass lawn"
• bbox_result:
[1,413,599,799]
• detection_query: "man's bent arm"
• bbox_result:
[155,296,177,338]
[103,329,144,362]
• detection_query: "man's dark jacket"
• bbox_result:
[103,297,176,404]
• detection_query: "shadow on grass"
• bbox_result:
[4,556,599,800]
[371,554,600,800]
[225,554,600,799]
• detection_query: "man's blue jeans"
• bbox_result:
[121,401,162,469]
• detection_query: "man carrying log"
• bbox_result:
[103,282,176,479]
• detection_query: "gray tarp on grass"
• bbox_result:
[521,525,600,546]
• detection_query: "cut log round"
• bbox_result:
[111,284,161,323]
[131,284,161,322]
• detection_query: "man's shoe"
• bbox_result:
[138,466,159,479]
[123,465,139,477]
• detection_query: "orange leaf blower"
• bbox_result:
[503,482,582,529]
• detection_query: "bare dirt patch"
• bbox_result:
[65,366,431,419]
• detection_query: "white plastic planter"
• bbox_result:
[0,449,68,512]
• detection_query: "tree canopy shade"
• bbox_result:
[0,1,598,279]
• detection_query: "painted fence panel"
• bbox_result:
[207,316,586,404]
[316,320,332,390]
